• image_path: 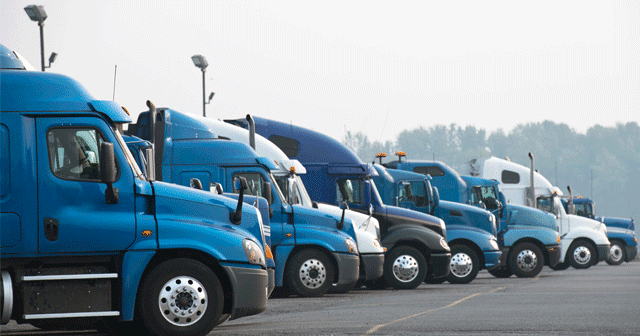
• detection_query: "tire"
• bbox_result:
[549,261,570,271]
[330,282,356,294]
[606,241,626,266]
[508,242,544,278]
[138,258,223,336]
[488,267,512,278]
[568,240,596,269]
[446,245,480,284]
[285,249,334,297]
[383,246,427,290]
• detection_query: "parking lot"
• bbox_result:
[3,262,639,336]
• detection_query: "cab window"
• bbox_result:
[398,181,427,207]
[336,178,363,204]
[47,128,109,181]
[233,172,267,199]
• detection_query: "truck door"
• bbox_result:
[36,117,136,253]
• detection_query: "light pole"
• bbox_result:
[24,5,56,71]
[191,55,214,117]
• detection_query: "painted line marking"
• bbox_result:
[364,286,508,335]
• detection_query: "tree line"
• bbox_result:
[344,121,640,222]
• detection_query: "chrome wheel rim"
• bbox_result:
[158,276,208,327]
[392,254,419,283]
[609,245,623,262]
[573,246,592,265]
[516,249,538,272]
[450,252,473,278]
[299,258,327,289]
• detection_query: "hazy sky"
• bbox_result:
[4,1,639,142]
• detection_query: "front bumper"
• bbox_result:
[223,265,268,321]
[625,245,638,262]
[360,253,385,281]
[267,267,276,297]
[498,247,511,268]
[429,252,452,279]
[597,244,610,262]
[482,250,502,270]
[545,244,562,267]
[332,252,360,287]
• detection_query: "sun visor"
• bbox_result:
[90,100,132,123]
[256,156,278,170]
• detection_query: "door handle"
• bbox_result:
[44,217,59,241]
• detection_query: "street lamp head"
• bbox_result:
[24,5,48,24]
[191,55,208,70]
[48,52,57,63]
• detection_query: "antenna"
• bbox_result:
[112,65,117,101]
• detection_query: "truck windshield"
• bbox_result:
[575,202,594,218]
[470,185,499,209]
[114,129,144,179]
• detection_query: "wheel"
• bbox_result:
[488,266,512,278]
[568,240,596,269]
[508,242,544,278]
[138,258,223,336]
[606,241,626,266]
[383,246,427,290]
[549,261,570,271]
[285,249,334,297]
[446,245,480,284]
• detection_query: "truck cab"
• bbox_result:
[384,157,562,278]
[227,117,452,290]
[561,197,637,265]
[127,109,361,297]
[371,162,501,284]
[465,155,610,270]
[0,67,268,335]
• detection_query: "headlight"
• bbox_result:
[489,238,499,250]
[243,239,266,267]
[345,238,358,254]
[439,237,450,250]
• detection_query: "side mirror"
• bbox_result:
[100,142,119,204]
[190,178,203,190]
[209,182,224,195]
[431,186,440,211]
[338,202,348,230]
[262,181,273,205]
[369,204,374,216]
[230,176,249,224]
[144,147,156,181]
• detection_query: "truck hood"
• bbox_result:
[151,181,262,244]
[503,204,557,231]
[569,214,606,233]
[597,217,635,231]
[439,200,496,236]
[315,203,383,254]
[383,204,446,238]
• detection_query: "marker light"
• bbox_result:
[395,151,406,157]
[289,166,296,173]
[375,153,387,158]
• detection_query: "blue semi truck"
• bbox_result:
[369,160,501,284]
[383,156,562,278]
[0,57,268,335]
[226,117,452,289]
[561,195,637,265]
[126,108,362,297]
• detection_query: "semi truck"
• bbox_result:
[561,195,637,265]
[227,117,452,290]
[462,155,610,270]
[383,154,561,278]
[126,109,362,297]
[0,63,268,335]
[370,159,501,283]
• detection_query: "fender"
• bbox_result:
[121,251,156,320]
[606,228,637,247]
[382,225,449,254]
[560,226,610,262]
[502,226,560,248]
[447,225,498,251]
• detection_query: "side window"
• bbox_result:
[501,170,520,184]
[414,166,445,177]
[536,196,553,213]
[47,128,107,181]
[336,178,363,204]
[0,124,8,197]
[233,172,266,198]
[398,181,427,207]
[269,135,299,158]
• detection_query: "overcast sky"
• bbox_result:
[4,1,639,142]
